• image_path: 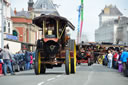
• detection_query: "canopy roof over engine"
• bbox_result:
[32,14,75,30]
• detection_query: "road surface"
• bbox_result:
[0,64,128,85]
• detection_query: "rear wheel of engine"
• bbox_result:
[34,50,41,75]
[40,64,46,74]
[70,40,76,73]
[71,58,76,73]
[65,50,70,75]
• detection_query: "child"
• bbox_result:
[30,53,33,69]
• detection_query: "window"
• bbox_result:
[8,22,10,33]
[4,21,6,32]
[13,30,18,36]
[8,22,10,27]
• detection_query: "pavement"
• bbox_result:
[0,64,128,85]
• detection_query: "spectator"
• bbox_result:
[1,45,15,75]
[93,47,99,63]
[113,50,119,69]
[120,48,128,74]
[30,53,33,69]
[118,49,123,72]
[120,48,128,64]
[0,48,4,75]
[107,50,113,68]
[25,51,31,70]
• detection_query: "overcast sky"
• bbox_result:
[10,0,128,42]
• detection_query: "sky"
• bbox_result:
[10,0,128,42]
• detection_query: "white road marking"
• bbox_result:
[84,67,94,85]
[47,78,55,81]
[38,82,45,85]
[56,75,61,78]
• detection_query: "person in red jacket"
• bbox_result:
[113,50,119,69]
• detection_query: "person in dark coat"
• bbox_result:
[25,51,31,70]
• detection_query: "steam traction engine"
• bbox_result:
[33,14,76,75]
[76,43,94,66]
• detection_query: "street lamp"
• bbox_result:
[0,0,4,49]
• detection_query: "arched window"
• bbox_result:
[13,30,18,36]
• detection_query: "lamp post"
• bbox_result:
[1,0,4,49]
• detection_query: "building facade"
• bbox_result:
[27,0,59,39]
[0,0,59,53]
[95,5,126,44]
[115,17,128,45]
[11,9,38,51]
[0,0,19,53]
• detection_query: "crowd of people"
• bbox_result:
[78,44,128,76]
[0,44,35,76]
[101,47,128,76]
[0,43,128,76]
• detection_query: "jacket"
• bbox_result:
[0,49,12,60]
[120,51,128,63]
[25,51,31,62]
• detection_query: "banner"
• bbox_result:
[77,5,81,43]
[80,0,84,38]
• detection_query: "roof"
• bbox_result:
[16,11,31,18]
[118,16,128,25]
[28,0,34,3]
[99,5,123,16]
[33,0,59,16]
[33,14,75,30]
[34,0,56,10]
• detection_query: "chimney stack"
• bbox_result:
[22,8,24,11]
[14,8,17,15]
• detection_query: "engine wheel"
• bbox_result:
[65,50,71,75]
[70,40,76,73]
[34,50,41,75]
[40,64,46,74]
[71,58,76,73]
